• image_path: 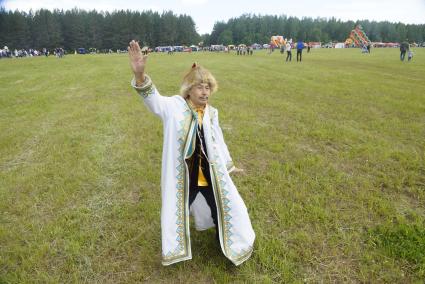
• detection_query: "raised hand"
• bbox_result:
[128,40,148,85]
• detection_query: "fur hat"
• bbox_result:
[180,63,218,98]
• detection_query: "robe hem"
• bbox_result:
[161,254,192,266]
[229,247,254,266]
[227,165,236,173]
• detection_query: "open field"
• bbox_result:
[1,48,425,283]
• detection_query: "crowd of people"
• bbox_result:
[236,45,253,55]
[54,48,65,58]
[0,46,67,58]
[2,40,417,62]
[275,38,312,62]
[0,46,42,58]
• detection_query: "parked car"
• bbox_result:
[190,45,199,51]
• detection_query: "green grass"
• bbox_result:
[1,48,424,283]
[369,223,425,275]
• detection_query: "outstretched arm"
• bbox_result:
[128,40,171,119]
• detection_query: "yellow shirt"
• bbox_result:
[196,107,209,186]
[188,100,209,186]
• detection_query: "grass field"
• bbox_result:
[1,48,425,283]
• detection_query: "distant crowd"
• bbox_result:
[236,46,253,55]
[2,41,419,62]
[0,46,66,59]
[0,47,42,58]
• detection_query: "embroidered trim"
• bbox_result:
[208,107,234,172]
[211,154,253,265]
[208,107,249,262]
[131,75,155,98]
[162,106,192,264]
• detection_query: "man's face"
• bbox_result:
[188,83,210,107]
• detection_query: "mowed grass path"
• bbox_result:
[1,49,424,283]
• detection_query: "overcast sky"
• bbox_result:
[3,0,425,34]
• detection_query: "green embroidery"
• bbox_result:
[133,75,155,98]
[211,157,253,265]
[162,106,192,264]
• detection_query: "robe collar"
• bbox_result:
[186,99,208,127]
[186,98,207,112]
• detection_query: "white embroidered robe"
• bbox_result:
[132,79,255,266]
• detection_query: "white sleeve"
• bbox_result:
[131,75,172,120]
[213,109,235,173]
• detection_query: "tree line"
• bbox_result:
[1,8,424,51]
[204,14,425,45]
[0,8,200,50]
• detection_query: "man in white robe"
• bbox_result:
[128,40,255,266]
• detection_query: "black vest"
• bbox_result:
[188,125,211,187]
